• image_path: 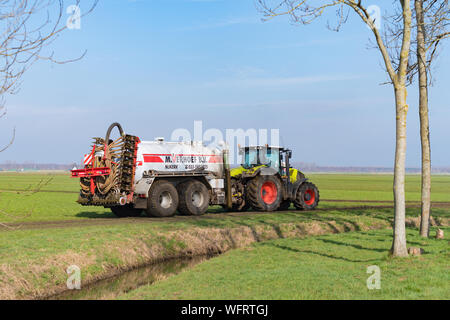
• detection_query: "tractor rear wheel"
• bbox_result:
[146,180,179,217]
[110,205,143,218]
[246,175,282,211]
[294,182,319,210]
[177,180,210,216]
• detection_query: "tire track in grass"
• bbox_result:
[2,188,450,205]
[1,201,449,232]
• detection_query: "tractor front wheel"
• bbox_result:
[294,182,319,210]
[246,175,282,212]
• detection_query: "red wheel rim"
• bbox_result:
[261,181,277,205]
[303,189,316,206]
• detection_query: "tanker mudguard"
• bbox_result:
[134,178,155,196]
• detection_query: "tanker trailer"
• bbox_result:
[71,123,229,217]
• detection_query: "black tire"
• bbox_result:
[278,200,291,211]
[231,202,250,212]
[246,175,283,212]
[146,180,179,217]
[110,205,143,218]
[294,182,320,210]
[177,180,210,216]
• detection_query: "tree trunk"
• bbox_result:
[391,86,409,257]
[415,0,431,238]
[390,0,411,257]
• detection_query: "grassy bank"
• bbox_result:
[121,227,450,300]
[0,208,394,299]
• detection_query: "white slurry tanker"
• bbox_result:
[72,123,319,217]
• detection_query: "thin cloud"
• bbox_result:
[7,105,93,117]
[186,0,223,2]
[206,96,389,109]
[202,74,363,88]
[179,17,258,31]
[263,38,350,49]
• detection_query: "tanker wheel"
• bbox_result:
[294,182,320,210]
[146,180,179,217]
[246,175,282,212]
[277,200,291,211]
[177,180,210,216]
[110,205,143,218]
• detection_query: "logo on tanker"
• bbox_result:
[166,154,207,164]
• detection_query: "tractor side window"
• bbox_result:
[259,148,280,171]
[280,152,286,175]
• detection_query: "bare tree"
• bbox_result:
[384,0,449,238]
[0,0,97,149]
[0,0,96,224]
[414,0,448,237]
[258,0,413,256]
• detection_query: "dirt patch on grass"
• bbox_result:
[0,216,395,300]
[405,216,450,228]
[3,202,448,232]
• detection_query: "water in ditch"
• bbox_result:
[47,255,211,300]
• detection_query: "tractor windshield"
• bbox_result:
[244,149,258,168]
[242,148,280,171]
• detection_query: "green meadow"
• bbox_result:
[0,172,448,223]
[0,172,448,299]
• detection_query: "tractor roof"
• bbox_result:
[240,146,285,150]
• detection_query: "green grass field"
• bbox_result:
[0,172,449,223]
[121,227,450,300]
[0,172,448,299]
[310,173,450,202]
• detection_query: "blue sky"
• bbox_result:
[0,0,449,167]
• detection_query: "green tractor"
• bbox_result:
[229,146,319,212]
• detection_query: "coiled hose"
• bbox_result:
[80,123,125,196]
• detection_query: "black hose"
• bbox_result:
[105,122,124,143]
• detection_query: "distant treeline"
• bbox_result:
[0,163,79,171]
[0,162,449,174]
[292,162,450,174]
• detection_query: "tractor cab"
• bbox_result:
[239,146,292,175]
